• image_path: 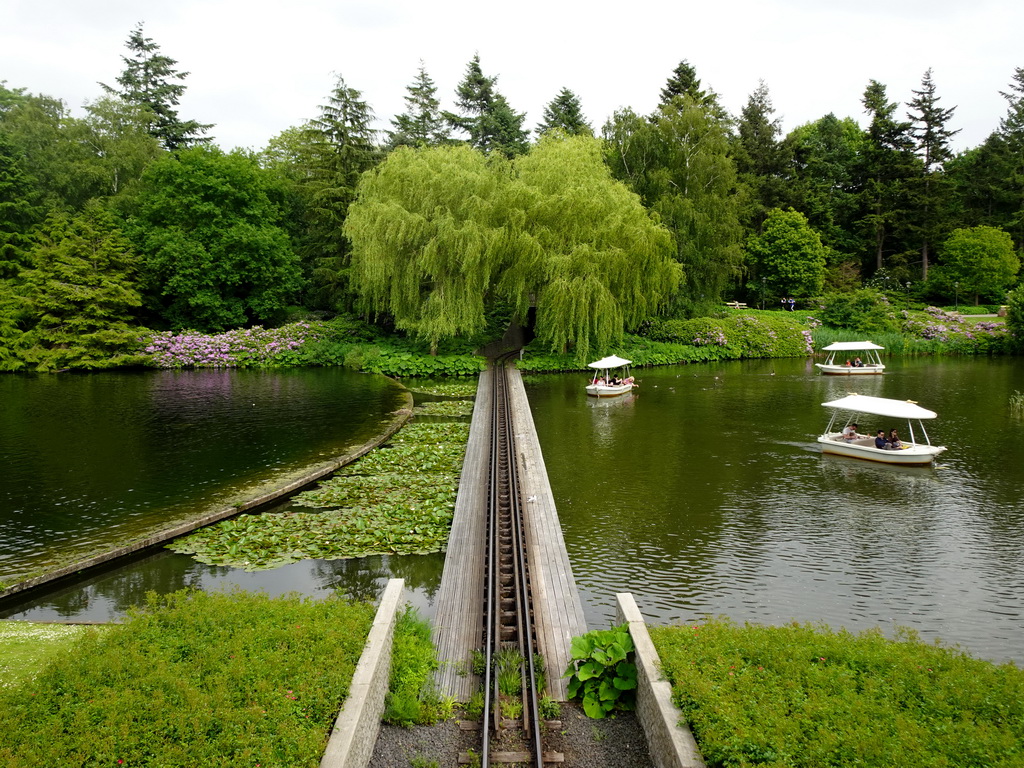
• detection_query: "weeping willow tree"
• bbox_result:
[344,134,678,359]
[510,133,679,359]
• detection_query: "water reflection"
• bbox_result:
[0,550,444,623]
[528,356,1024,665]
[0,369,405,582]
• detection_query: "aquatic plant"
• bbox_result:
[168,422,468,569]
[413,400,475,418]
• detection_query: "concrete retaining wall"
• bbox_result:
[616,593,706,768]
[0,393,413,601]
[321,578,404,768]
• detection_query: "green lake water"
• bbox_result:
[0,368,406,584]
[3,358,1022,667]
[525,356,1024,665]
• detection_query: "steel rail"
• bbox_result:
[480,353,545,768]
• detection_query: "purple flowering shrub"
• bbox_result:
[143,322,326,368]
[900,307,1009,351]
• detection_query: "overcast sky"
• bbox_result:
[3,0,1021,154]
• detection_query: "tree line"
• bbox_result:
[1,23,1021,369]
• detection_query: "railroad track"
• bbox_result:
[461,353,561,767]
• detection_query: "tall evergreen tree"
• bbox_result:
[856,80,918,275]
[536,88,592,137]
[997,68,1024,250]
[658,59,724,118]
[0,128,40,278]
[733,80,792,231]
[302,75,380,310]
[906,68,959,279]
[100,22,212,151]
[388,62,450,148]
[16,202,144,371]
[444,55,529,157]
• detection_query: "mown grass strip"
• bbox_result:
[650,618,1024,768]
[0,590,374,768]
[0,622,103,689]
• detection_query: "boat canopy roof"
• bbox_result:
[822,394,937,419]
[588,355,632,369]
[820,341,885,351]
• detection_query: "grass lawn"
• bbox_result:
[0,621,103,689]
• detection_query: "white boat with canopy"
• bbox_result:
[815,341,886,375]
[585,355,637,398]
[818,394,946,465]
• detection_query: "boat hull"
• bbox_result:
[585,384,635,398]
[815,364,885,375]
[817,436,945,465]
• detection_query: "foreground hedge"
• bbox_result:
[0,590,375,768]
[651,619,1024,768]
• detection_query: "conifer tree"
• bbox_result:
[997,68,1024,250]
[0,128,40,278]
[303,75,381,310]
[857,80,918,275]
[101,22,212,151]
[17,202,144,371]
[389,62,449,148]
[734,81,792,231]
[906,68,959,279]
[444,55,529,157]
[536,88,592,137]
[658,59,724,118]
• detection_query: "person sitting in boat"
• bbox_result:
[593,376,606,386]
[842,423,860,441]
[888,429,903,449]
[610,375,622,385]
[623,376,635,386]
[874,430,889,450]
[844,359,852,367]
[853,357,863,367]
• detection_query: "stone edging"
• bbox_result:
[0,390,414,601]
[616,592,706,768]
[320,578,404,768]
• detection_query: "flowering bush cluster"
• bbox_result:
[801,329,815,354]
[144,322,324,368]
[901,307,1009,352]
[692,329,728,347]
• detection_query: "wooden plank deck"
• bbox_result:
[506,367,588,701]
[432,365,588,702]
[432,368,491,701]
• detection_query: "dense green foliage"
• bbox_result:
[746,208,827,298]
[0,590,374,767]
[930,225,1020,304]
[345,135,678,361]
[4,203,145,371]
[2,51,1023,372]
[168,420,470,569]
[651,618,1024,768]
[130,146,303,331]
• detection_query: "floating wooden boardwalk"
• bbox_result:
[432,364,587,701]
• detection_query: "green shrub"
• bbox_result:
[0,590,375,767]
[651,618,1024,768]
[383,607,452,726]
[818,289,900,333]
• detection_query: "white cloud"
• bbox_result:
[2,0,1019,151]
